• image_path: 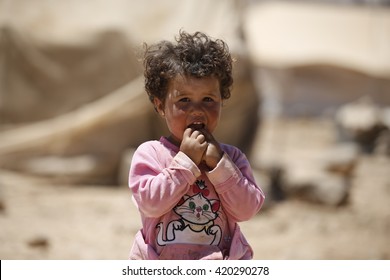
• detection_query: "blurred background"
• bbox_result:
[0,0,389,259]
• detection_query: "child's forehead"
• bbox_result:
[167,75,220,97]
[169,75,219,89]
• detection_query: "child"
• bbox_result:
[128,30,265,260]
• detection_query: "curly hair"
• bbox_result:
[143,30,233,104]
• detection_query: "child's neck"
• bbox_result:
[167,135,181,147]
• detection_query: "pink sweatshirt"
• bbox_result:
[128,137,265,260]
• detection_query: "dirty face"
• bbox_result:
[154,75,222,146]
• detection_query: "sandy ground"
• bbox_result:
[1,118,389,260]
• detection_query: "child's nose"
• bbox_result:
[190,103,204,115]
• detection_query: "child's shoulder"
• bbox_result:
[220,143,246,158]
[220,142,241,151]
[136,139,163,151]
[136,137,176,153]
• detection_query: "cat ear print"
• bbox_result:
[177,195,190,206]
[210,200,220,212]
[177,198,185,205]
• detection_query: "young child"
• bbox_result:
[128,30,265,260]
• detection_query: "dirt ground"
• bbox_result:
[1,118,389,260]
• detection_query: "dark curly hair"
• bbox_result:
[143,30,233,104]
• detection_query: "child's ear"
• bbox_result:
[153,98,165,117]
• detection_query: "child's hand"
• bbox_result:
[200,129,223,170]
[180,128,208,166]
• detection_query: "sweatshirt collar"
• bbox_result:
[160,136,180,153]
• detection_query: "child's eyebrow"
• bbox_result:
[171,90,187,98]
[171,87,220,98]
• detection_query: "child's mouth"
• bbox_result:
[188,122,205,131]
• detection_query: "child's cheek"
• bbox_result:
[206,103,222,117]
[174,103,190,113]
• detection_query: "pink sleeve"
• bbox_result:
[206,147,265,222]
[129,142,201,218]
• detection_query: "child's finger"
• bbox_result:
[190,129,203,140]
[196,133,206,143]
[183,127,193,138]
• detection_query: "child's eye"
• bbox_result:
[203,97,214,102]
[179,98,190,102]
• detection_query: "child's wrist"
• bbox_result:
[206,152,223,170]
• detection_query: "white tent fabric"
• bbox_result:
[0,0,259,183]
[244,2,390,78]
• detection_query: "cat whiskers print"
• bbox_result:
[156,180,222,246]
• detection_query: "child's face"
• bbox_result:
[154,75,222,146]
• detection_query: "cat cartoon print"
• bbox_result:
[156,181,222,246]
